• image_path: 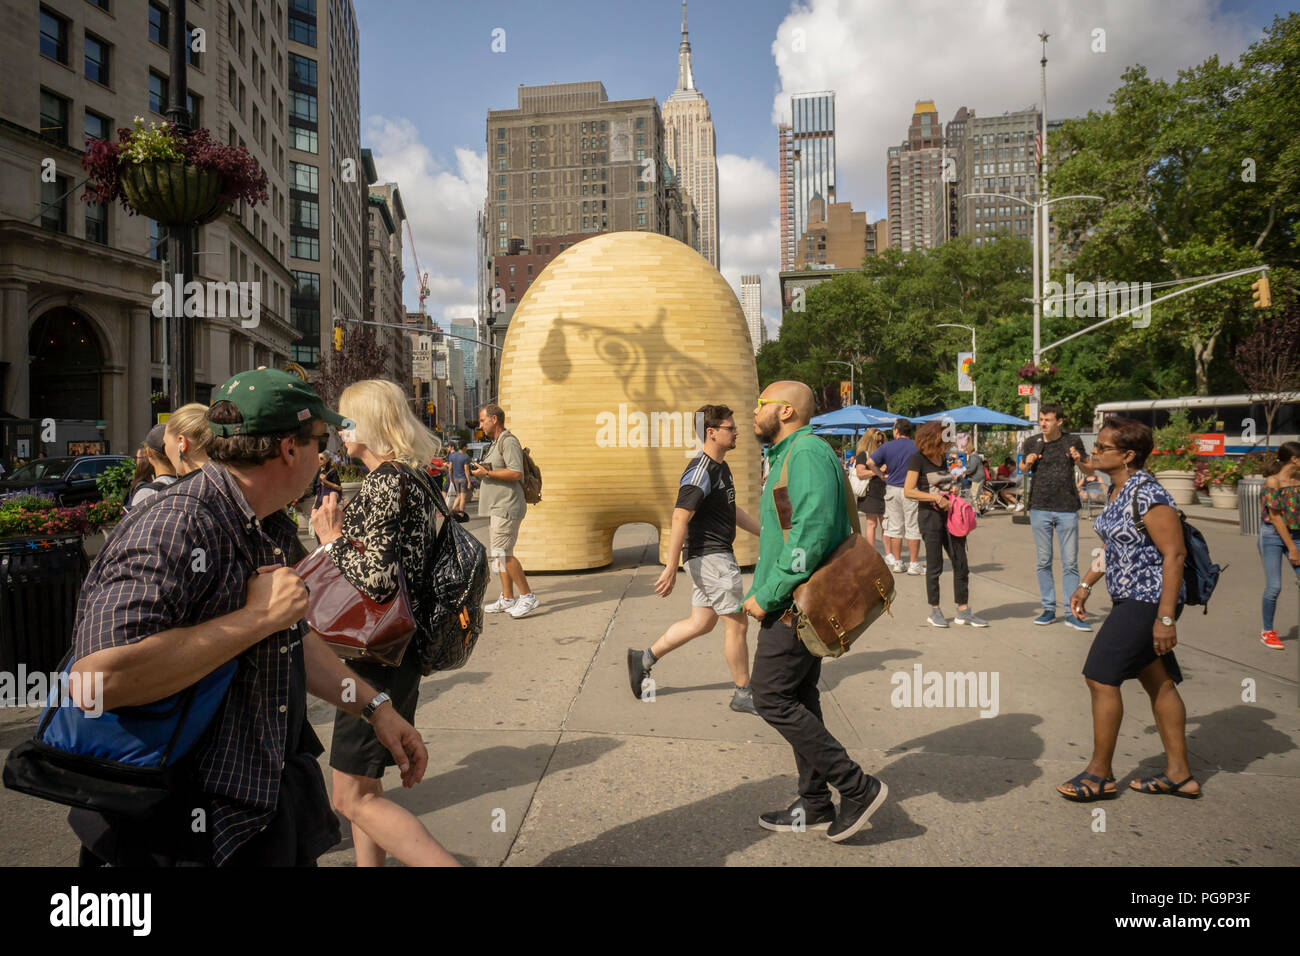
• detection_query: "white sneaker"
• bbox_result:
[484,595,516,613]
[1013,503,1025,512]
[907,562,924,576]
[508,592,539,618]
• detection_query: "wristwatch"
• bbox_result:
[361,692,391,721]
[1159,615,1175,627]
[1079,582,1092,593]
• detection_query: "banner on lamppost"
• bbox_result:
[957,352,974,392]
[840,381,851,407]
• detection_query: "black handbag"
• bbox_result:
[403,467,490,674]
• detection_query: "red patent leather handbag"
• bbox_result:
[295,539,417,667]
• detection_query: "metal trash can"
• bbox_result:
[1238,475,1265,536]
[0,534,89,677]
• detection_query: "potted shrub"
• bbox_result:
[82,117,268,226]
[1148,409,1205,505]
[1205,458,1245,509]
[338,463,366,504]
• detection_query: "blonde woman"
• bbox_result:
[163,402,213,476]
[309,379,459,867]
[854,428,888,549]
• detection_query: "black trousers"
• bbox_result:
[921,519,969,607]
[750,613,871,809]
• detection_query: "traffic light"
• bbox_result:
[1251,275,1271,309]
[426,400,435,415]
[333,325,343,350]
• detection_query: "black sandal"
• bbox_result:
[1057,771,1118,802]
[1129,772,1201,799]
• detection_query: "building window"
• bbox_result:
[636,197,645,210]
[498,127,506,140]
[635,149,645,161]
[635,117,644,130]
[187,92,201,127]
[148,2,168,45]
[289,161,318,193]
[84,34,110,85]
[497,158,506,171]
[84,109,109,145]
[39,89,68,146]
[85,201,108,244]
[290,124,317,152]
[290,91,317,122]
[148,70,168,114]
[40,175,68,234]
[637,213,646,226]
[497,143,505,155]
[40,7,68,63]
[87,0,110,8]
[290,52,317,87]
[291,235,319,260]
[147,219,167,259]
[291,197,318,229]
[288,11,316,45]
[497,189,506,201]
[498,237,508,249]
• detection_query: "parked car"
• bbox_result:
[0,455,132,505]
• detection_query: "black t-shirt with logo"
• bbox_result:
[1023,432,1086,512]
[907,451,958,532]
[675,453,736,559]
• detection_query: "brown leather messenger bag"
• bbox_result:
[771,436,895,658]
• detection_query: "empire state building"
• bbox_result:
[663,3,719,268]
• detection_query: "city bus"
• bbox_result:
[1092,393,1300,454]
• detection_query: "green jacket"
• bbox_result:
[745,425,853,613]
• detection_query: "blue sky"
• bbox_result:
[353,0,1293,333]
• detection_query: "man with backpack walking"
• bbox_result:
[741,381,888,842]
[472,403,539,618]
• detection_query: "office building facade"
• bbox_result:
[886,100,947,251]
[780,92,836,271]
[740,273,761,353]
[662,3,717,267]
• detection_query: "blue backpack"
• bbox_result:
[1132,478,1225,613]
[2,485,241,818]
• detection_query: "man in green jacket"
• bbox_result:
[741,381,889,842]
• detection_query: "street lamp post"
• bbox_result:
[165,0,195,408]
[827,360,856,408]
[936,323,977,450]
[960,190,1102,426]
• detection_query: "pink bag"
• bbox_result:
[946,493,977,537]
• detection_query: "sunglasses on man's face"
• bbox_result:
[308,431,330,453]
[756,399,791,408]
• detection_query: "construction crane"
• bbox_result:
[404,219,431,316]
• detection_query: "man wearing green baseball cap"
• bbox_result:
[65,368,428,867]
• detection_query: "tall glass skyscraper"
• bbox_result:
[780,92,836,271]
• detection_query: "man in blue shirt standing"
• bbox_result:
[447,442,472,522]
[874,419,923,575]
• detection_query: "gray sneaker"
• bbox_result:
[927,608,949,628]
[953,609,989,627]
[730,685,759,715]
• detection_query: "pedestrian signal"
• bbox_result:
[1251,275,1271,309]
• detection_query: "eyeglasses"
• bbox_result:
[713,424,738,432]
[307,431,330,453]
[1092,442,1118,453]
[757,399,791,407]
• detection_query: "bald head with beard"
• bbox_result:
[753,380,816,444]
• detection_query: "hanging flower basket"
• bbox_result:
[82,117,268,227]
[120,161,225,226]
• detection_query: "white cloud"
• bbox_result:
[770,0,1258,221]
[718,153,783,339]
[364,115,485,324]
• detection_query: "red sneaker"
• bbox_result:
[1261,630,1284,650]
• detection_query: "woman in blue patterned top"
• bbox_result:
[1057,417,1200,801]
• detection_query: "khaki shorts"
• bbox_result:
[489,515,522,568]
[883,484,920,540]
[687,552,744,615]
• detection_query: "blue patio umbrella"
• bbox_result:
[911,404,1032,427]
[810,404,900,429]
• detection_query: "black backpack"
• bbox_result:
[1132,477,1225,613]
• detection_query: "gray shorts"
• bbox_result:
[687,551,744,615]
[450,478,469,495]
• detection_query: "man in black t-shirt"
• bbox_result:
[1019,403,1097,630]
[627,404,761,715]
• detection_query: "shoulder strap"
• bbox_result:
[772,435,860,542]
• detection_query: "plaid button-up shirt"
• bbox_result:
[72,461,321,865]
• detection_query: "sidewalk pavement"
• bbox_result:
[1,508,1296,866]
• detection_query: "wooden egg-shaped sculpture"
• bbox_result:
[496,231,760,571]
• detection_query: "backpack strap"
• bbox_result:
[772,434,861,543]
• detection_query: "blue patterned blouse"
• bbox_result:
[1092,471,1186,604]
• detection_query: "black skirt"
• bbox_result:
[1082,598,1183,686]
[329,650,424,778]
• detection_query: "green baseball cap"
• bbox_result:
[208,368,351,437]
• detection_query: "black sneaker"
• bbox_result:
[626,649,650,700]
[729,685,759,715]
[758,798,836,832]
[827,777,889,843]
[452,511,470,523]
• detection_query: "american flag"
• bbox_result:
[1034,130,1043,167]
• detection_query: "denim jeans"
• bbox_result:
[1258,524,1300,632]
[1029,509,1079,612]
